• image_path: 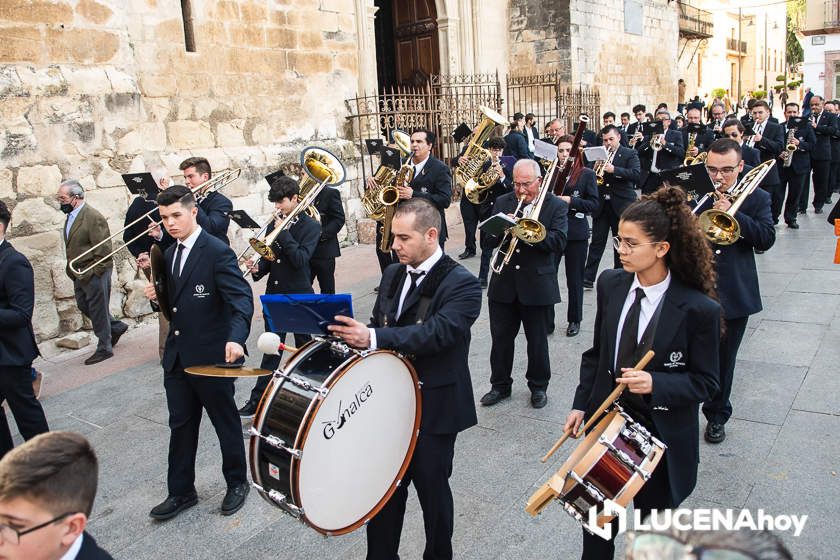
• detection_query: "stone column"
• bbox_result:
[355,0,379,93]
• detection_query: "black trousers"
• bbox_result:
[584,205,621,285]
[459,197,480,253]
[830,159,840,194]
[581,455,673,559]
[759,182,780,224]
[0,365,49,458]
[249,328,311,403]
[489,299,552,392]
[478,229,497,282]
[367,432,457,560]
[702,316,749,425]
[811,159,831,209]
[310,257,336,294]
[163,360,247,496]
[559,239,588,324]
[777,169,806,224]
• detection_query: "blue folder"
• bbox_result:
[260,293,354,335]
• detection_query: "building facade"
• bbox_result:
[799,0,840,99]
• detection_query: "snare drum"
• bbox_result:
[249,339,421,535]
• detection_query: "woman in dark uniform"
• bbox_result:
[564,186,722,559]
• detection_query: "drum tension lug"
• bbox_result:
[273,369,329,398]
[250,427,302,458]
[253,483,304,518]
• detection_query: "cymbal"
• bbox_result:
[185,365,271,378]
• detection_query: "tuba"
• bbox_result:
[249,147,345,261]
[698,159,775,245]
[458,106,508,202]
[362,131,409,221]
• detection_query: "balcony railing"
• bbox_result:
[678,2,714,38]
[727,38,748,54]
[826,0,840,28]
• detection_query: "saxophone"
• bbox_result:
[363,131,409,221]
[782,127,796,168]
[594,147,617,186]
[379,159,414,252]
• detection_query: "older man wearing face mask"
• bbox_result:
[57,180,128,365]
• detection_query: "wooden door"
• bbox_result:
[392,0,439,87]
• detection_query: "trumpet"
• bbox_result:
[650,133,665,173]
[249,147,345,262]
[594,147,616,186]
[68,168,241,278]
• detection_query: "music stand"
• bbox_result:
[122,173,158,200]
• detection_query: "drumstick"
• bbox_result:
[540,350,654,463]
[279,342,297,353]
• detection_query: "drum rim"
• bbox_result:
[291,347,421,535]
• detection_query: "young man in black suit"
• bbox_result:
[239,177,321,417]
[0,431,113,560]
[626,104,647,144]
[480,159,568,409]
[179,157,233,244]
[747,100,784,219]
[400,128,452,250]
[583,126,641,288]
[721,119,760,167]
[778,103,815,228]
[638,110,685,193]
[143,185,253,520]
[0,201,49,457]
[328,198,481,560]
[805,95,837,214]
[503,112,531,160]
[310,185,345,293]
[700,140,775,444]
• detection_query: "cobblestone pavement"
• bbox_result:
[21,207,840,559]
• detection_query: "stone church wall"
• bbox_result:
[0,0,364,354]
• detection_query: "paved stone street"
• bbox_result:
[18,208,840,560]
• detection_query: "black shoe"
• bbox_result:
[479,278,488,289]
[238,399,258,418]
[754,249,765,254]
[479,389,511,406]
[797,209,806,215]
[566,322,580,337]
[530,390,548,409]
[150,493,198,520]
[814,207,824,214]
[221,483,249,515]
[111,323,128,347]
[458,249,476,259]
[373,286,379,293]
[787,221,800,229]
[583,280,593,290]
[704,422,726,444]
[548,323,555,335]
[84,350,113,365]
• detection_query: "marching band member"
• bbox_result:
[525,112,539,158]
[618,112,631,134]
[709,102,727,137]
[583,125,641,289]
[238,177,320,418]
[778,103,815,228]
[566,186,721,559]
[178,157,233,244]
[721,119,760,167]
[503,113,531,160]
[328,198,481,560]
[804,95,837,214]
[825,99,840,202]
[626,104,647,144]
[551,136,599,337]
[681,106,715,160]
[480,159,568,409]
[310,185,345,294]
[541,118,564,144]
[747,100,784,222]
[404,129,453,250]
[699,140,775,444]
[143,185,253,520]
[0,201,49,457]
[638,110,685,194]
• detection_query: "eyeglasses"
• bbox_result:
[0,512,74,545]
[513,180,537,189]
[626,532,758,560]
[705,166,738,176]
[612,236,660,253]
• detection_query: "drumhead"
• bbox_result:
[295,351,419,533]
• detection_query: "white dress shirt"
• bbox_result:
[525,126,536,152]
[65,202,85,238]
[749,120,765,148]
[59,533,84,560]
[411,154,430,178]
[173,226,203,276]
[614,271,671,369]
[369,245,444,349]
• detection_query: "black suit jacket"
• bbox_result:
[78,532,114,560]
[312,187,345,259]
[831,121,840,159]
[162,230,253,371]
[561,168,599,241]
[638,129,685,185]
[122,196,159,258]
[780,123,816,175]
[626,121,645,139]
[752,121,784,185]
[695,177,775,320]
[371,258,481,435]
[503,131,531,160]
[0,242,39,366]
[573,268,721,506]
[487,192,568,306]
[252,213,320,294]
[197,191,233,245]
[741,143,761,167]
[410,156,452,242]
[809,111,836,161]
[597,145,641,216]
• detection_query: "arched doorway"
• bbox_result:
[374,0,441,90]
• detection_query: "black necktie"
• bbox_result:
[173,244,185,282]
[616,287,646,371]
[405,270,425,301]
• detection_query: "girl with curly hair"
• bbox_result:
[564,186,722,559]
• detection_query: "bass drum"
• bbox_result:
[249,339,421,535]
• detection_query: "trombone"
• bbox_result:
[248,147,345,262]
[67,168,242,277]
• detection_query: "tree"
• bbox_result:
[787,0,805,70]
